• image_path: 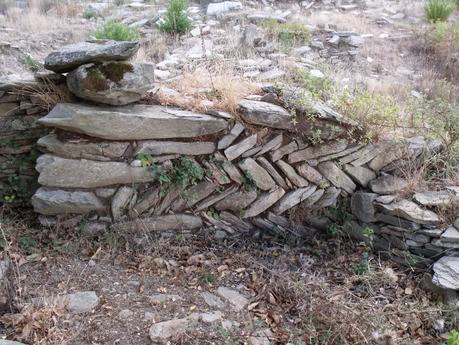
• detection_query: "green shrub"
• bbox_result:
[23,54,40,72]
[262,19,311,50]
[424,0,455,23]
[448,330,459,345]
[82,6,97,19]
[159,0,192,34]
[114,0,126,5]
[94,20,140,41]
[292,68,333,100]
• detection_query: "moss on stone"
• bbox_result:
[81,66,109,92]
[99,62,134,83]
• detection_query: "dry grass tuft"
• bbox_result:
[156,63,260,114]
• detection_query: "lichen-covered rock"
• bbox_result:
[66,61,154,105]
[36,154,156,188]
[32,188,105,215]
[377,199,440,225]
[414,191,458,207]
[44,40,140,73]
[38,103,227,140]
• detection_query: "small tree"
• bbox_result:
[160,0,191,34]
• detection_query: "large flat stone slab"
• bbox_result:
[44,40,140,73]
[135,141,215,156]
[377,199,440,225]
[414,191,458,207]
[32,187,105,215]
[36,154,156,188]
[38,103,228,140]
[238,100,293,129]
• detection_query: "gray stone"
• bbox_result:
[34,291,100,314]
[239,100,292,130]
[369,175,408,194]
[149,317,189,341]
[376,195,396,204]
[276,160,309,187]
[339,144,377,165]
[32,188,105,215]
[351,192,378,223]
[218,122,245,149]
[247,13,287,24]
[241,24,264,47]
[257,68,286,81]
[136,140,215,156]
[242,146,262,158]
[414,191,458,207]
[344,165,376,187]
[67,62,154,105]
[217,286,249,311]
[368,144,403,171]
[215,191,258,212]
[455,218,459,229]
[273,185,317,214]
[131,187,160,216]
[243,187,285,218]
[317,161,356,194]
[111,186,134,221]
[224,134,257,161]
[256,134,283,157]
[288,141,348,164]
[38,103,227,140]
[432,257,459,290]
[441,227,459,243]
[256,157,289,190]
[375,213,420,230]
[115,214,203,232]
[271,141,297,162]
[200,291,224,308]
[207,1,242,16]
[171,181,216,211]
[0,341,27,345]
[296,164,327,186]
[36,154,155,188]
[150,294,183,304]
[153,186,181,216]
[95,188,117,199]
[315,187,341,208]
[44,40,140,73]
[418,228,444,237]
[38,134,129,160]
[195,186,238,211]
[204,161,231,185]
[200,311,223,323]
[239,158,276,191]
[378,200,440,225]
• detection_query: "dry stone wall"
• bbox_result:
[1,40,458,293]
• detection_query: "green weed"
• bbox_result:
[424,0,455,23]
[159,0,192,34]
[82,6,97,19]
[23,54,40,72]
[94,20,140,41]
[448,330,459,345]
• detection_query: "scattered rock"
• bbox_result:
[38,103,227,140]
[432,257,459,290]
[149,318,189,341]
[118,309,134,319]
[217,286,249,311]
[200,291,224,308]
[67,62,154,105]
[44,40,140,73]
[241,24,265,47]
[207,1,242,16]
